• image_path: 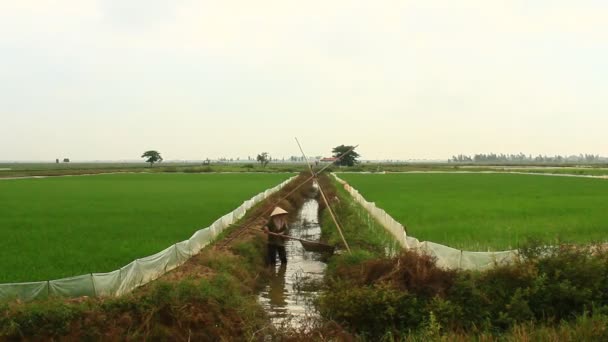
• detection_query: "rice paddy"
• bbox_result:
[0,173,291,282]
[338,173,608,250]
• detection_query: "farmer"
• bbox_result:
[264,207,289,265]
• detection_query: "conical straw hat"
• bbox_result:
[270,207,288,217]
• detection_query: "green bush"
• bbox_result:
[231,236,265,268]
[325,249,376,276]
[318,245,608,336]
[318,282,423,338]
[0,301,82,337]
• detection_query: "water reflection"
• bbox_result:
[266,264,288,317]
[258,184,326,327]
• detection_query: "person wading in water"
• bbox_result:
[264,207,289,266]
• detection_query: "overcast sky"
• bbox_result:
[1,1,606,161]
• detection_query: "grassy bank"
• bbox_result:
[315,245,608,341]
[0,239,270,340]
[339,173,608,250]
[0,173,291,282]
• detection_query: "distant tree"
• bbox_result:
[257,152,270,167]
[63,158,70,163]
[448,152,608,164]
[332,145,360,167]
[141,150,163,166]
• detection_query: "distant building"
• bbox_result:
[320,157,338,163]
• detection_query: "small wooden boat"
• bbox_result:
[298,239,336,254]
[268,232,335,254]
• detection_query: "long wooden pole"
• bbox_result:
[265,231,330,245]
[218,143,358,249]
[295,137,352,253]
[317,185,351,252]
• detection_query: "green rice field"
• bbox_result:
[0,173,291,283]
[339,173,608,251]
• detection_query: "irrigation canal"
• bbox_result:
[258,182,327,328]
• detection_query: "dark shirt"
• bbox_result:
[266,219,288,246]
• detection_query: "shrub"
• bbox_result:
[318,282,423,338]
[0,301,83,337]
[318,246,608,336]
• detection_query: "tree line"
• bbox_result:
[449,153,606,164]
[139,145,360,167]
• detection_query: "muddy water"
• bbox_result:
[258,185,327,327]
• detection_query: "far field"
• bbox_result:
[0,173,291,283]
[2,162,608,179]
[339,173,608,250]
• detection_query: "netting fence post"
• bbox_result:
[164,256,170,272]
[118,267,123,296]
[90,273,97,297]
[135,260,142,287]
[459,250,463,269]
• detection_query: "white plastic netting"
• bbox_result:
[0,176,296,301]
[332,173,518,270]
